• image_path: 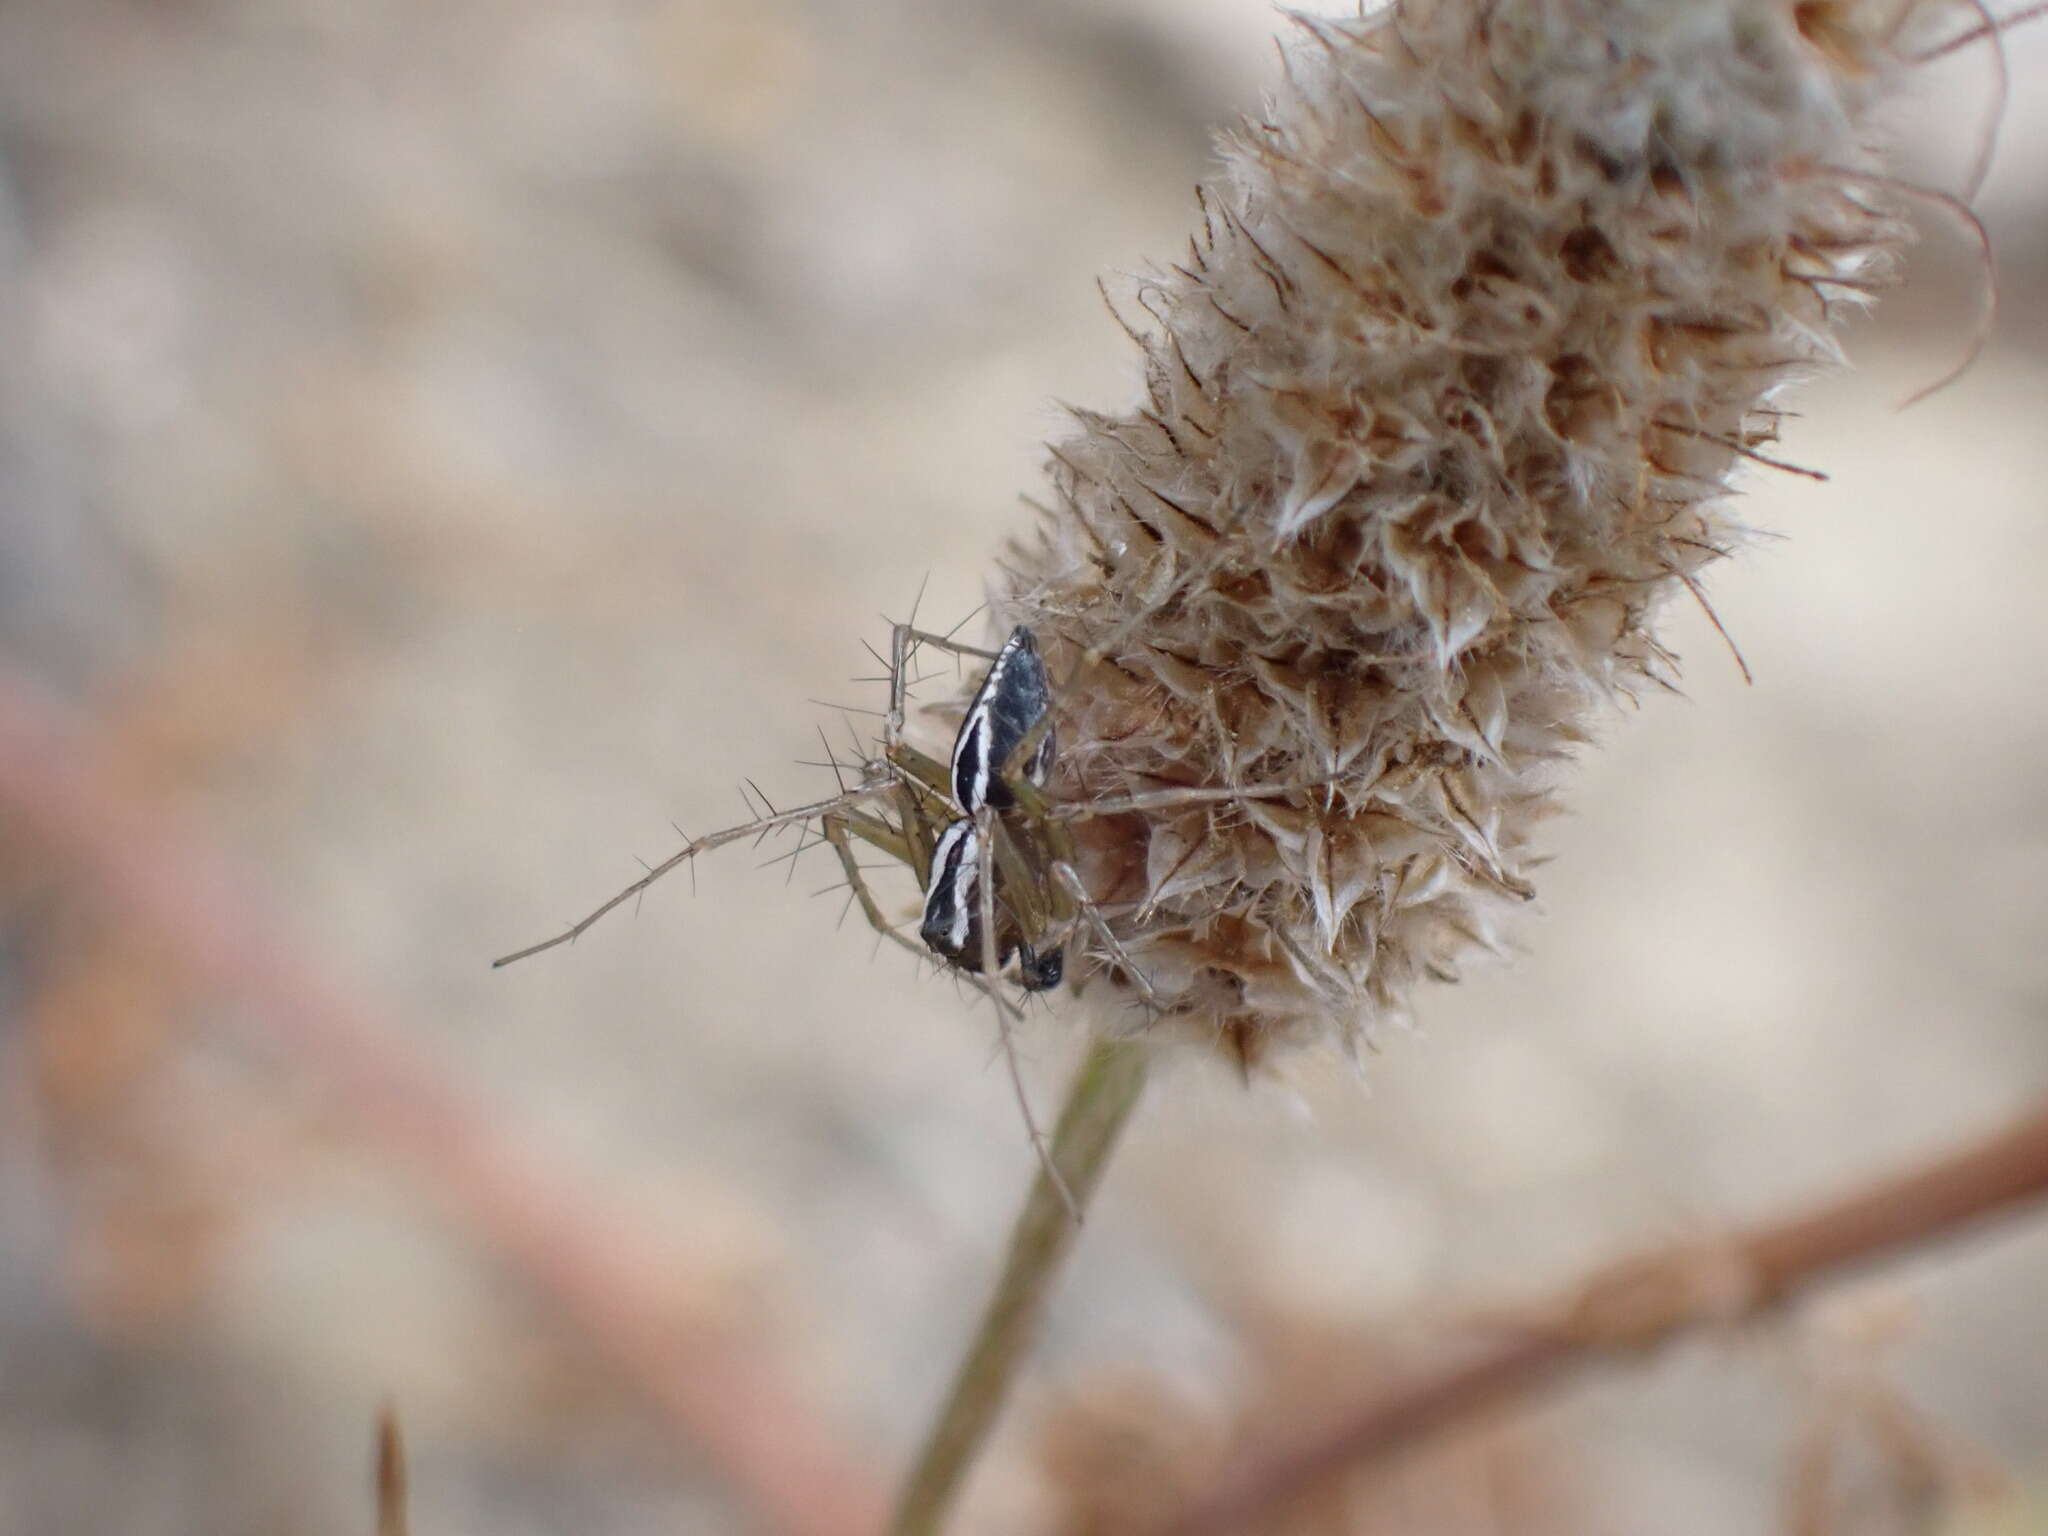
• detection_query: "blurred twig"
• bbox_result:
[0,662,884,1536]
[1165,1099,2048,1536]
[1914,2,2048,62]
[376,1403,410,1536]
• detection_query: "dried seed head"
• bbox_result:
[992,0,1934,1066]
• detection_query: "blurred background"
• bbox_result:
[2,1,2046,1532]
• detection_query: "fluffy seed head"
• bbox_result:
[976,0,1937,1066]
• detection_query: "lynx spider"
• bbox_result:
[492,615,1166,1213]
[494,618,1156,1011]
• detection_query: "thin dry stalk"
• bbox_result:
[1164,1099,2048,1536]
[0,661,883,1536]
[889,1038,1149,1536]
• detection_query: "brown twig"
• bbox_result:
[0,662,884,1536]
[1166,1098,2048,1536]
[1912,1,2048,63]
[376,1403,410,1536]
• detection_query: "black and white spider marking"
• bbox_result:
[918,815,1065,992]
[949,624,1055,815]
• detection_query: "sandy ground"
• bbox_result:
[2,2,2046,1532]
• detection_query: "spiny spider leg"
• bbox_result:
[820,810,1029,1022]
[998,755,1166,1009]
[492,778,894,968]
[1054,776,1349,820]
[826,729,1047,1020]
[1050,861,1166,1019]
[974,804,1080,1221]
[820,814,918,952]
[886,623,1001,743]
[834,801,922,870]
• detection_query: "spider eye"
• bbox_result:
[950,626,1055,814]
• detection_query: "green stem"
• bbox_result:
[888,1036,1151,1536]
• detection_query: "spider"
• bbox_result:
[495,612,1357,1192]
[491,616,1160,1213]
[822,619,1172,1034]
[825,623,1072,997]
[492,618,1154,1015]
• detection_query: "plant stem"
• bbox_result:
[889,1036,1151,1536]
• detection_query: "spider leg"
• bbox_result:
[975,806,1079,1220]
[1055,775,1347,821]
[825,811,1024,1021]
[887,621,1002,743]
[493,777,895,968]
[997,752,1169,1014]
[1050,861,1165,1020]
[821,814,921,959]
